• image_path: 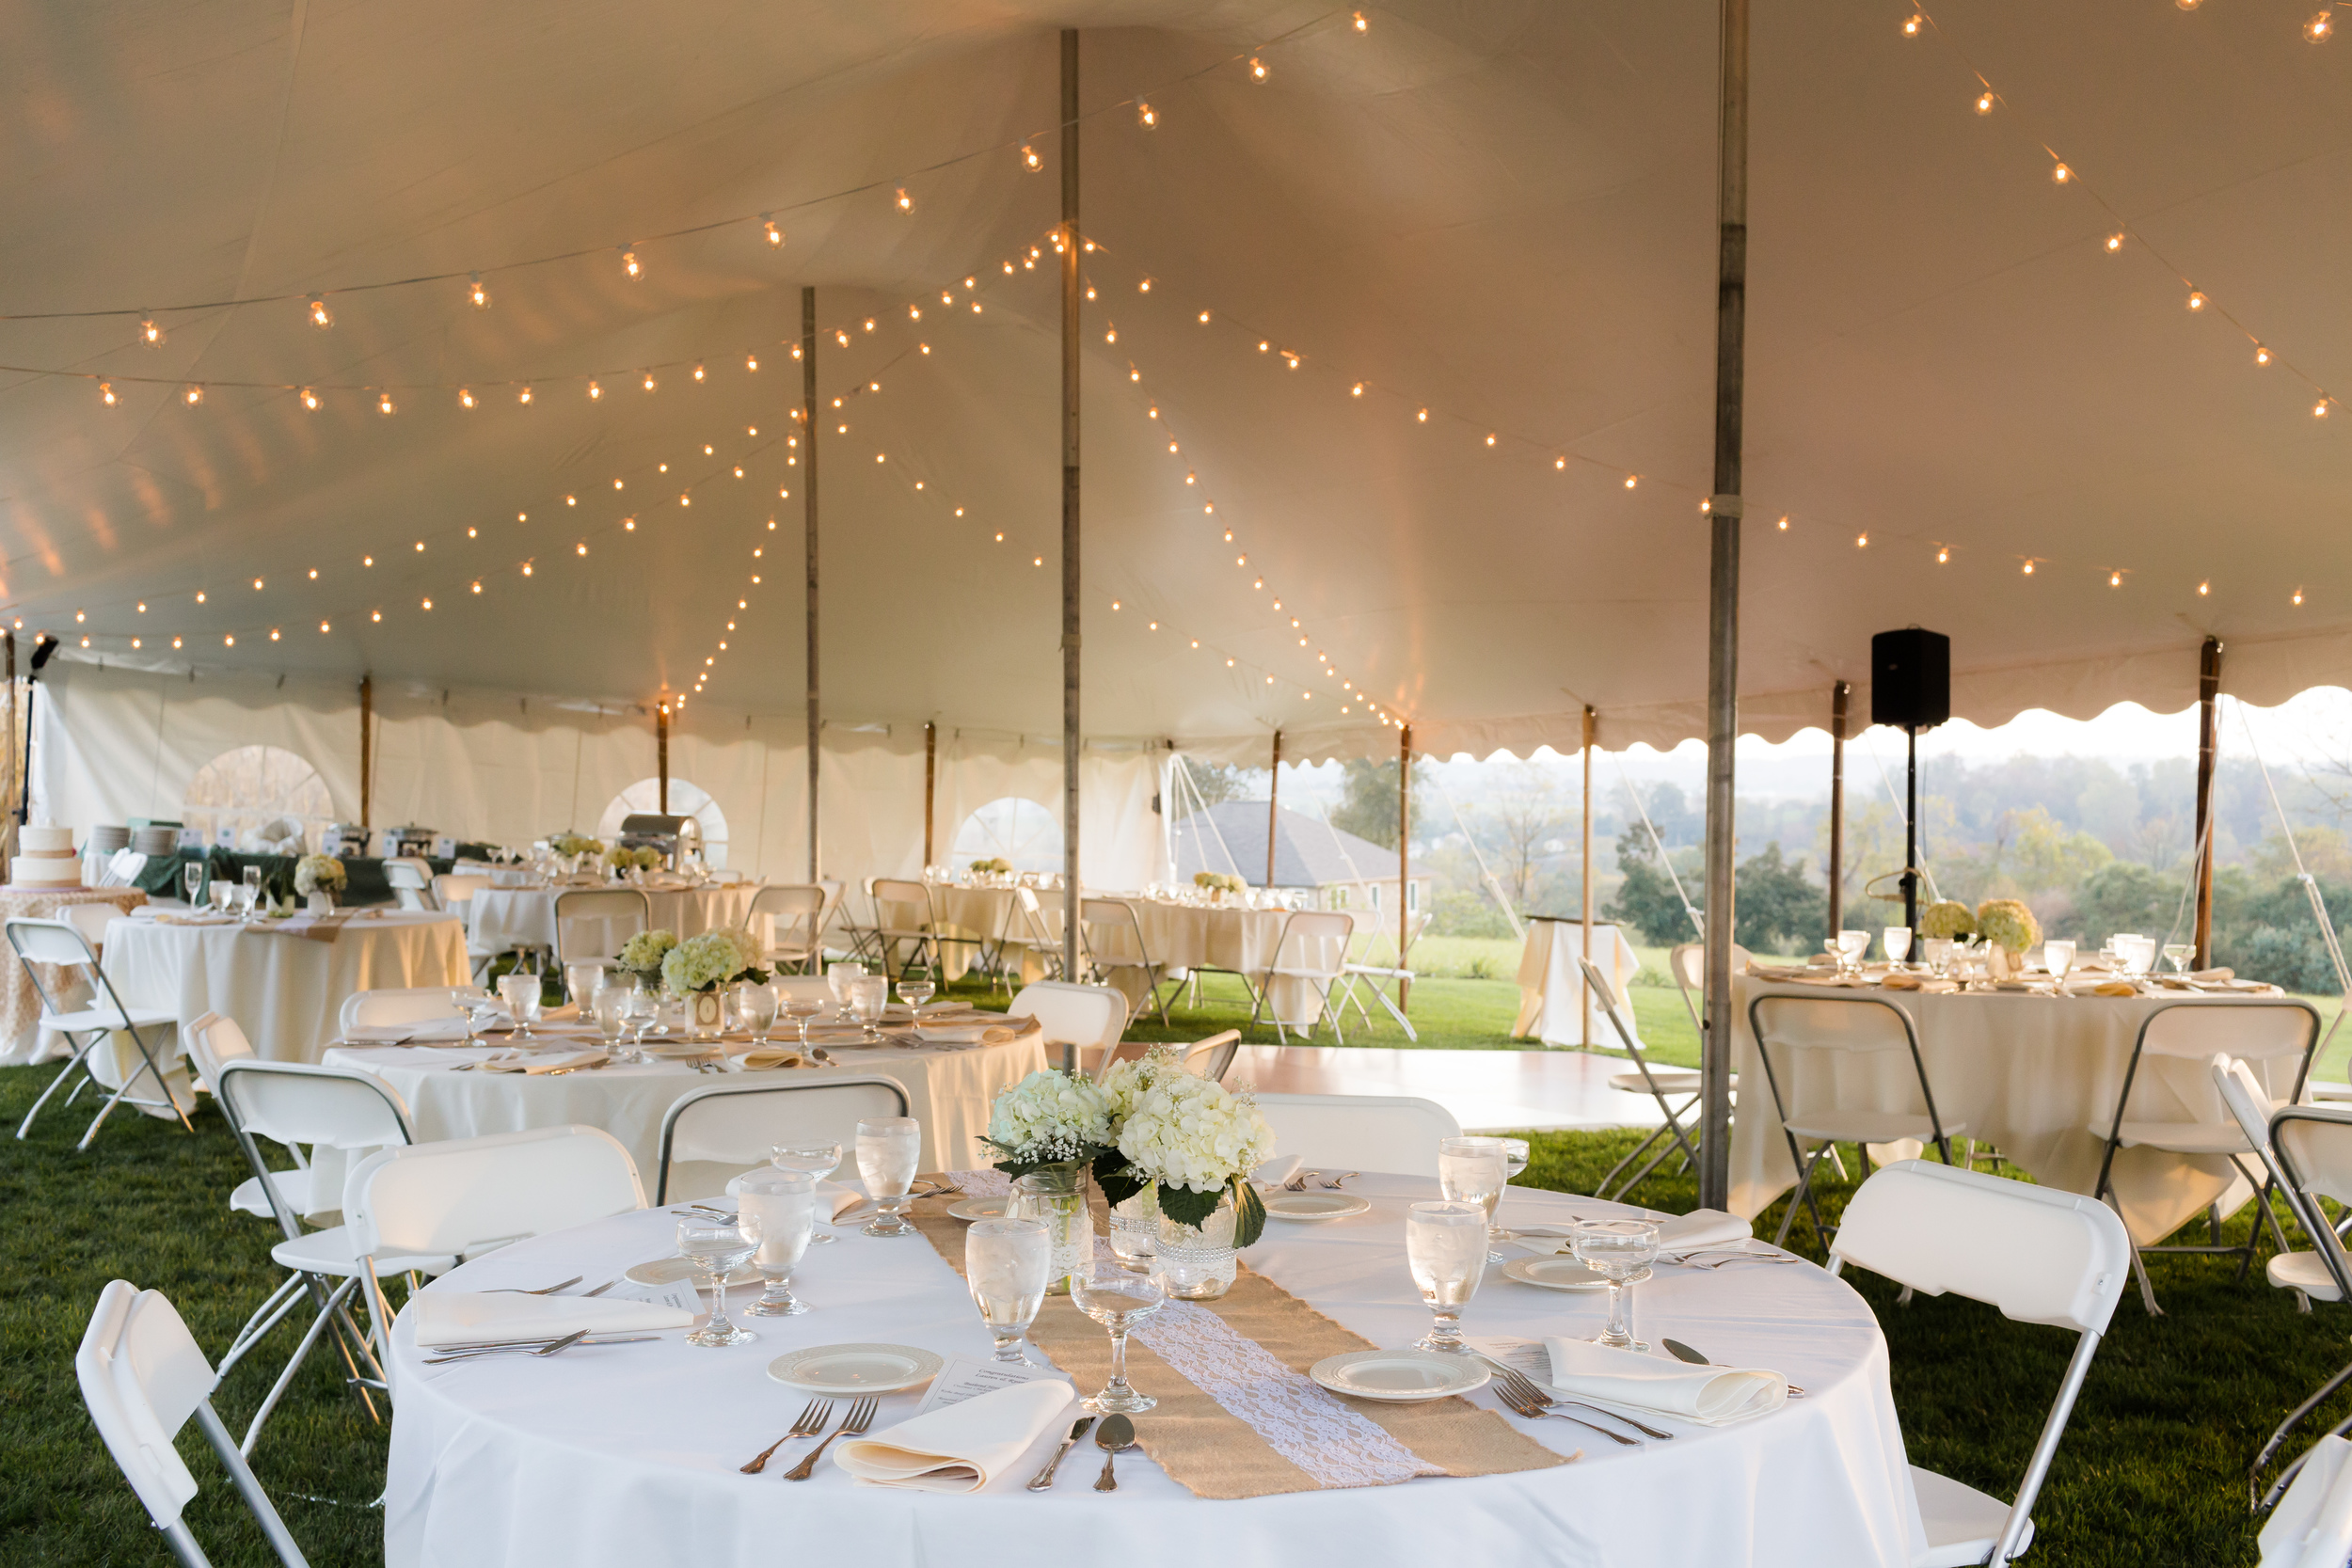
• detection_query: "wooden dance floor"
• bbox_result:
[1227,1045,1670,1135]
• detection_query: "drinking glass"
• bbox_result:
[782,994,826,1046]
[181,861,204,907]
[210,882,236,914]
[966,1217,1052,1363]
[498,972,542,1038]
[738,1168,817,1316]
[738,982,778,1043]
[1571,1218,1660,1352]
[826,960,866,1012]
[1923,938,1953,976]
[1071,1259,1165,1413]
[2164,942,2195,974]
[564,960,606,1008]
[450,986,491,1044]
[2117,935,2156,976]
[1883,927,1913,965]
[1405,1201,1488,1354]
[2043,940,2076,989]
[677,1218,758,1346]
[850,975,890,1038]
[1836,929,1870,974]
[854,1117,921,1236]
[898,976,936,1015]
[771,1141,843,1244]
[1438,1135,1511,1262]
[591,981,633,1047]
[242,865,262,906]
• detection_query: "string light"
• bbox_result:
[643,372,657,392]
[378,391,396,415]
[301,388,320,410]
[2106,233,2123,252]
[2307,10,2333,40]
[1975,90,1994,114]
[518,386,532,404]
[1902,13,1922,35]
[2294,588,2307,605]
[1354,9,1368,28]
[2256,345,2274,366]
[693,363,706,382]
[2317,400,2333,419]
[140,316,162,346]
[1856,532,1868,548]
[622,249,643,280]
[99,381,116,407]
[1777,515,1789,531]
[183,385,202,406]
[587,381,602,400]
[2021,560,2035,575]
[2198,579,2211,595]
[2186,290,2206,311]
[1248,55,1268,81]
[1137,101,1156,127]
[469,273,489,309]
[896,188,913,214]
[2109,571,2123,587]
[458,388,477,409]
[746,354,758,372]
[309,298,333,329]
[1022,145,1042,172]
[1936,546,1950,563]
[2051,162,2072,183]
[765,218,784,246]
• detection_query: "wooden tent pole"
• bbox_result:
[1698,0,1750,1213]
[657,701,670,816]
[1059,28,1083,979]
[1581,705,1596,1048]
[2194,635,2223,967]
[803,285,821,880]
[1266,729,1281,889]
[358,674,373,833]
[1828,681,1848,939]
[923,721,937,868]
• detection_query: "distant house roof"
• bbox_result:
[1172,802,1416,889]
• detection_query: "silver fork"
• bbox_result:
[1486,1360,1675,1440]
[740,1400,832,1473]
[483,1275,583,1296]
[1490,1376,1640,1445]
[1318,1171,1358,1190]
[784,1396,878,1481]
[424,1330,590,1364]
[1283,1169,1315,1192]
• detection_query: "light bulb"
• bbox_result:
[746,354,758,372]
[587,381,602,400]
[1777,515,1789,530]
[469,273,489,309]
[1417,408,1428,422]
[1976,91,1994,113]
[2052,163,2072,183]
[643,372,657,392]
[765,218,784,246]
[301,387,320,410]
[2198,579,2210,594]
[2023,561,2036,575]
[1137,101,1156,127]
[224,634,235,646]
[622,249,643,280]
[2187,291,2206,310]
[896,187,913,213]
[319,622,329,633]
[2177,0,2201,8]
[459,388,476,408]
[518,385,532,404]
[99,381,117,407]
[1199,310,1211,325]
[268,628,278,641]
[2106,232,2124,252]
[1354,8,1368,27]
[2110,571,2123,587]
[140,316,162,346]
[2295,588,2306,605]
[1555,456,1566,469]
[421,598,433,610]
[2318,400,2333,419]
[1248,55,1268,81]
[1485,434,1496,447]
[1625,474,1637,488]
[2256,345,2273,365]
[693,363,705,382]
[1022,144,1042,171]
[1856,531,1868,547]
[835,329,849,346]
[378,391,395,415]
[309,297,333,328]
[183,385,202,405]
[1902,12,1922,35]
[1936,546,1949,563]
[1138,277,1152,293]
[2307,10,2332,40]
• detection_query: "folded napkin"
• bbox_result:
[1514,1209,1752,1256]
[2090,980,2142,997]
[735,1044,807,1069]
[478,1050,608,1074]
[834,1380,1076,1492]
[914,1019,1034,1045]
[1253,1154,1305,1189]
[1541,1338,1784,1425]
[411,1290,692,1348]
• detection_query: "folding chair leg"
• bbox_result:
[2255,1357,2352,1507]
[14,1036,101,1140]
[1772,1143,1832,1250]
[219,1273,310,1376]
[2127,1242,2163,1318]
[242,1277,360,1456]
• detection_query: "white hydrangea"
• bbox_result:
[662,929,747,994]
[1096,1042,1184,1122]
[1118,1073,1276,1194]
[987,1070,1114,1163]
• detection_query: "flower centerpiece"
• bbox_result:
[601,842,636,874]
[617,929,678,993]
[1975,898,2042,978]
[661,927,770,1037]
[1917,900,1977,941]
[634,844,665,871]
[969,856,1010,877]
[1193,869,1248,905]
[293,853,346,911]
[549,832,601,859]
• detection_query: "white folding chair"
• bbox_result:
[1581,957,1715,1202]
[1001,885,1067,984]
[433,873,501,982]
[60,899,124,954]
[1668,939,1753,1037]
[1830,1160,2128,1567]
[551,888,651,973]
[77,1281,310,1568]
[348,1125,646,1364]
[1080,896,1178,1026]
[1009,979,1128,1075]
[7,916,189,1148]
[339,986,472,1037]
[1748,992,1964,1249]
[186,1012,315,1222]
[1248,911,1356,1044]
[1333,907,1429,1041]
[868,878,941,980]
[2090,1001,2320,1314]
[2253,1104,2352,1507]
[382,857,439,911]
[2261,1434,2352,1568]
[749,884,826,974]
[211,1060,423,1455]
[1252,1093,1460,1180]
[1094,1029,1242,1085]
[653,1077,911,1202]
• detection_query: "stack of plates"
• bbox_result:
[87,825,131,855]
[132,827,179,857]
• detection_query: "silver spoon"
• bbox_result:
[1092,1414,1136,1491]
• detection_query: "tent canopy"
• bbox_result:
[2,0,2347,766]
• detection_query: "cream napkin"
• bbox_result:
[478,1050,608,1074]
[1252,1154,1305,1189]
[1512,1208,1752,1256]
[1541,1338,1785,1425]
[410,1290,692,1347]
[834,1380,1077,1492]
[914,1019,1033,1046]
[735,1044,807,1069]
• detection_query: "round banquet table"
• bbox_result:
[1108,898,1340,1025]
[467,883,759,955]
[929,884,1023,982]
[0,884,150,1064]
[1729,974,2307,1244]
[381,1174,1922,1568]
[102,909,468,1064]
[323,1030,1050,1186]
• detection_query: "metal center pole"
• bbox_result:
[1059,29,1083,979]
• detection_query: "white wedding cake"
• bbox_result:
[12,826,83,889]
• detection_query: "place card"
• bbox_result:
[910,1353,1072,1418]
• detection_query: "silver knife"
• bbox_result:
[1663,1338,1804,1398]
[1026,1417,1096,1490]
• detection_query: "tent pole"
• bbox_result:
[2194,635,2223,967]
[3,632,14,866]
[1266,729,1281,889]
[1581,705,1596,1048]
[1398,723,1411,970]
[1697,0,1749,1214]
[923,721,936,869]
[803,285,821,882]
[358,675,373,836]
[1827,681,1847,940]
[1058,27,1082,979]
[657,701,670,816]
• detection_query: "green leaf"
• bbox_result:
[1091,1150,1145,1208]
[1232,1179,1267,1248]
[1155,1181,1224,1229]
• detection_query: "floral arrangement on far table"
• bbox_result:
[1975,898,2041,957]
[1917,900,1977,940]
[661,927,770,994]
[1193,871,1247,895]
[618,929,677,989]
[968,856,1010,875]
[293,854,346,897]
[549,832,602,858]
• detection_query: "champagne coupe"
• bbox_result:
[677,1217,759,1347]
[737,1169,817,1316]
[1071,1258,1165,1413]
[1883,926,1913,966]
[498,972,542,1039]
[897,976,936,1016]
[771,1141,843,1244]
[2163,942,2195,975]
[738,981,779,1045]
[182,861,204,907]
[1405,1201,1488,1354]
[1438,1136,1512,1262]
[854,1117,921,1236]
[782,993,826,1047]
[1571,1218,1661,1352]
[966,1217,1052,1363]
[451,986,489,1044]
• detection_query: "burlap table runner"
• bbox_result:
[908,1180,1568,1498]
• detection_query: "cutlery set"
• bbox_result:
[1280,1170,1357,1192]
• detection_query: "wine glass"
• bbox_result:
[898,976,936,1017]
[181,860,204,908]
[2164,942,2195,975]
[498,972,542,1039]
[1405,1201,1487,1354]
[772,1141,843,1244]
[1883,927,1913,966]
[738,982,778,1044]
[738,1168,816,1316]
[677,1218,758,1346]
[966,1217,1052,1363]
[1496,1137,1531,1241]
[242,864,262,909]
[1438,1136,1511,1262]
[1571,1218,1660,1352]
[1836,929,1870,975]
[450,986,491,1044]
[1071,1258,1165,1412]
[2043,940,2077,990]
[854,1117,921,1236]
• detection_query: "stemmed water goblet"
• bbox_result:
[2043,940,2077,994]
[498,972,542,1040]
[1883,927,1913,967]
[1438,1135,1512,1262]
[771,1141,843,1244]
[737,1168,817,1316]
[854,1117,921,1236]
[738,981,778,1044]
[826,960,866,1017]
[677,1215,760,1346]
[1405,1201,1488,1354]
[1071,1258,1165,1412]
[967,1217,1052,1364]
[850,975,890,1040]
[1835,929,1870,975]
[1571,1218,1661,1352]
[242,864,262,916]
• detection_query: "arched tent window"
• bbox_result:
[598,778,730,867]
[182,745,333,854]
[950,797,1063,875]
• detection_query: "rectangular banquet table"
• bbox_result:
[1729,974,2308,1243]
[1512,919,1646,1048]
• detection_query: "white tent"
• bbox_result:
[7,1,2349,867]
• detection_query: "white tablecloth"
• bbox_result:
[929,885,1023,982]
[1730,978,2304,1243]
[1513,920,1646,1049]
[1116,899,1337,1025]
[469,884,759,956]
[102,911,469,1064]
[323,1031,1049,1183]
[382,1174,1921,1568]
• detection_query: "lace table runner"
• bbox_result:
[911,1173,1568,1499]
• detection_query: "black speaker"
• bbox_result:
[1871,627,1949,731]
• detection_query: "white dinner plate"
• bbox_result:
[767,1343,946,1394]
[625,1257,761,1289]
[1502,1256,1612,1291]
[946,1196,1010,1221]
[1261,1190,1371,1222]
[1309,1350,1488,1402]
